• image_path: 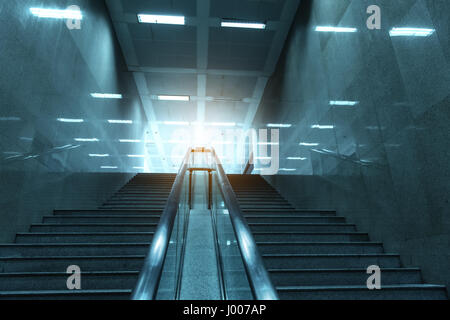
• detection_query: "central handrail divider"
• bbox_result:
[211,148,279,300]
[132,148,191,300]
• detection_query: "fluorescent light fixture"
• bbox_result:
[258,142,279,145]
[157,95,190,101]
[163,121,189,126]
[119,139,141,143]
[57,118,84,123]
[91,93,123,99]
[75,138,99,142]
[133,167,145,170]
[267,124,292,128]
[300,142,319,146]
[30,8,82,20]
[315,26,357,33]
[127,155,146,158]
[221,20,266,30]
[279,168,297,172]
[101,166,118,169]
[108,120,133,124]
[330,100,359,106]
[89,154,110,157]
[138,14,185,25]
[389,27,435,37]
[287,157,307,160]
[311,125,334,129]
[0,117,21,121]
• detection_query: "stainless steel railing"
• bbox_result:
[131,149,191,300]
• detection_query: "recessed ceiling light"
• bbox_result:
[127,155,146,158]
[75,138,99,142]
[157,95,190,101]
[267,124,292,128]
[221,20,266,30]
[0,117,21,121]
[30,8,82,20]
[138,14,185,25]
[58,118,84,123]
[330,101,359,106]
[311,125,334,129]
[279,168,297,172]
[108,120,133,124]
[101,166,118,169]
[119,139,141,143]
[89,154,110,157]
[91,93,123,99]
[389,27,435,37]
[315,26,357,33]
[257,142,279,145]
[299,142,319,146]
[287,157,307,160]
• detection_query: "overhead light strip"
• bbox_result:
[30,8,82,20]
[158,95,190,101]
[138,14,185,25]
[389,27,435,37]
[58,118,84,123]
[267,124,292,128]
[108,120,133,124]
[91,93,123,99]
[315,26,357,33]
[221,20,266,30]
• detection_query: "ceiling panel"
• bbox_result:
[210,0,286,21]
[206,75,257,100]
[122,0,197,16]
[205,101,248,123]
[145,73,197,96]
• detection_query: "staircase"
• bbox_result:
[228,174,448,300]
[0,174,176,300]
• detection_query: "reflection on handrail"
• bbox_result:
[212,148,279,300]
[132,148,191,300]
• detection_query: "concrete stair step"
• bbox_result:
[262,254,401,269]
[0,256,146,273]
[54,209,163,216]
[252,232,369,242]
[30,224,157,233]
[249,223,356,232]
[277,284,448,300]
[0,289,132,300]
[257,242,384,254]
[245,216,345,223]
[43,215,161,224]
[0,271,141,291]
[16,232,154,244]
[242,209,336,216]
[100,205,166,210]
[269,268,423,286]
[0,243,151,257]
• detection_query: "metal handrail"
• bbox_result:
[211,148,279,300]
[131,148,191,300]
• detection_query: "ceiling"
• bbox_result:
[105,0,300,172]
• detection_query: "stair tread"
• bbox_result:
[263,253,398,257]
[268,267,420,272]
[277,284,446,290]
